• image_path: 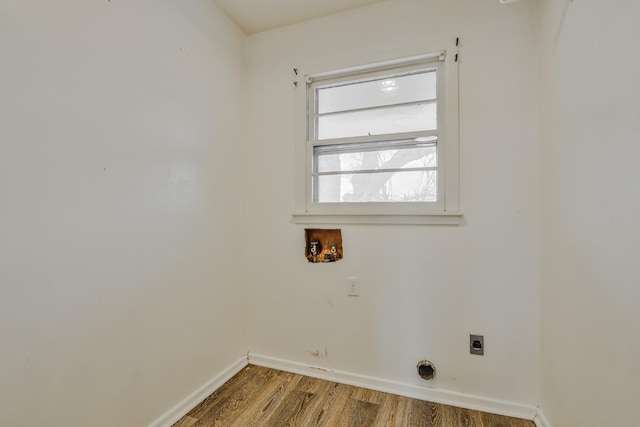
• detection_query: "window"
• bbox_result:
[294,52,460,225]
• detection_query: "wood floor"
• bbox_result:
[173,365,534,427]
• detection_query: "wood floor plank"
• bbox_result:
[333,397,380,427]
[228,370,303,427]
[374,394,409,426]
[262,390,318,426]
[293,373,331,394]
[481,411,513,427]
[307,382,355,427]
[409,399,438,427]
[185,365,259,420]
[506,416,536,427]
[190,366,274,425]
[287,377,340,426]
[429,401,444,427]
[350,386,387,405]
[172,415,198,427]
[225,369,297,427]
[442,404,482,427]
[172,366,535,427]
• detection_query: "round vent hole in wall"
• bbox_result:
[417,360,435,380]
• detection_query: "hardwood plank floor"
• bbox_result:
[173,365,535,427]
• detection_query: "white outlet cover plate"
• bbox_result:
[347,276,359,296]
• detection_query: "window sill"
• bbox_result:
[291,211,463,226]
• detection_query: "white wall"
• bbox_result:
[538,1,640,426]
[0,1,247,426]
[245,0,541,406]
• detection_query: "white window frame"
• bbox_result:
[293,51,461,225]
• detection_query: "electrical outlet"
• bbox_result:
[470,334,484,355]
[347,276,359,296]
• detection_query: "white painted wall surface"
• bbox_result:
[0,1,247,426]
[245,0,540,406]
[538,1,640,426]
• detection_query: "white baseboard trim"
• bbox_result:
[148,355,248,427]
[534,408,552,427]
[248,353,537,421]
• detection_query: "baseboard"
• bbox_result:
[148,355,248,427]
[534,408,552,427]
[248,353,537,421]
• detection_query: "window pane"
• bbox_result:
[317,71,436,114]
[316,145,437,173]
[316,171,437,203]
[317,103,436,140]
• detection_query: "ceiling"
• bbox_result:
[213,0,389,35]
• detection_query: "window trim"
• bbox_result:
[293,50,461,225]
